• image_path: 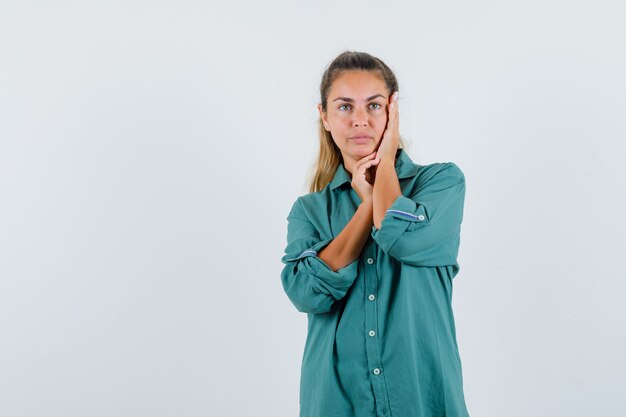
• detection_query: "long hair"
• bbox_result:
[308,51,407,193]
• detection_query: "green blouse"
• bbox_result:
[280,148,470,417]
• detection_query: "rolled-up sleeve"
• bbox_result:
[370,162,466,271]
[280,198,359,314]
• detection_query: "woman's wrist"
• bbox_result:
[377,155,396,167]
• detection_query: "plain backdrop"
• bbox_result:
[1,1,625,416]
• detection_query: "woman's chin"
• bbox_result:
[352,143,376,154]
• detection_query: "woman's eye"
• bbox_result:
[338,103,381,111]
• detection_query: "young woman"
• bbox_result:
[280,51,470,417]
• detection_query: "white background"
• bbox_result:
[1,1,625,416]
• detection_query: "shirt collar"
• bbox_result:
[329,148,419,191]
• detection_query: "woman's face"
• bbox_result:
[318,70,389,163]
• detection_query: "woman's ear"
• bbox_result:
[317,103,330,131]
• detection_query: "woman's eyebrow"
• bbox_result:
[332,94,386,102]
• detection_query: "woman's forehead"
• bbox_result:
[330,71,388,99]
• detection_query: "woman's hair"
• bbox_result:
[308,50,407,193]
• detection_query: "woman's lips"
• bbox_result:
[351,136,372,144]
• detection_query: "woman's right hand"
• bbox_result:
[351,151,381,203]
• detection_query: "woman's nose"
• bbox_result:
[352,108,368,127]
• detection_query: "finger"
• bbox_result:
[385,98,396,131]
[395,110,400,134]
[356,161,370,173]
[393,91,400,131]
[355,155,378,173]
[357,152,377,163]
[391,93,398,119]
[364,159,380,169]
[389,91,398,108]
[388,95,399,130]
[391,91,399,111]
[356,158,378,176]
[393,105,399,132]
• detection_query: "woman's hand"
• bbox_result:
[375,91,400,161]
[351,151,381,203]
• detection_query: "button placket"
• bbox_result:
[363,248,391,415]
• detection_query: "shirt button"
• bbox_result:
[417,214,425,221]
[369,330,376,337]
[367,258,374,264]
[368,294,376,301]
[373,368,381,375]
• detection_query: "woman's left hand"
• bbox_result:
[375,91,400,161]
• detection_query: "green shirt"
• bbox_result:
[280,148,470,417]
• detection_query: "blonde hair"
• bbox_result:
[308,51,407,194]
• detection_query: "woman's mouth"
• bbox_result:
[351,136,372,144]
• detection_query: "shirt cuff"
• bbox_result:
[287,238,359,299]
[371,195,429,254]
